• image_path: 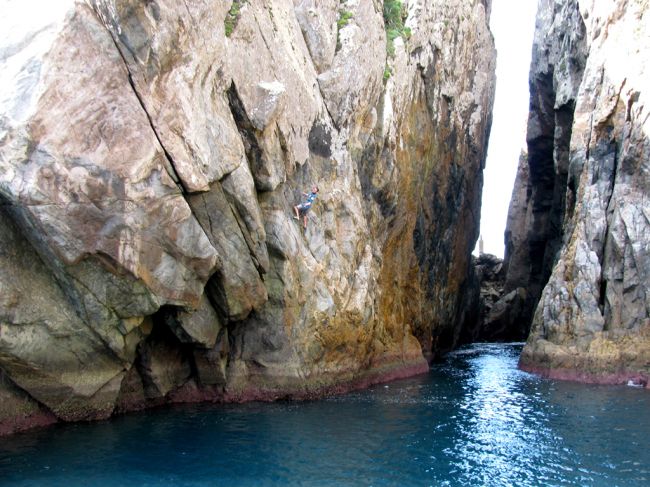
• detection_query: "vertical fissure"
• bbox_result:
[90,5,188,194]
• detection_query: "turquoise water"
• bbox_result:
[1,343,649,486]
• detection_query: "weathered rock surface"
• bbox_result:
[510,0,650,386]
[0,0,495,434]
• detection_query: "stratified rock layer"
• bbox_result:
[0,0,495,434]
[511,0,650,386]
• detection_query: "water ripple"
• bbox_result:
[1,343,650,486]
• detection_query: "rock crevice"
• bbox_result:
[101,16,187,193]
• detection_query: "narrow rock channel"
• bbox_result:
[1,0,648,444]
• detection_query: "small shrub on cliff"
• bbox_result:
[225,0,247,37]
[336,9,354,51]
[337,10,354,29]
[383,64,392,81]
[383,0,411,57]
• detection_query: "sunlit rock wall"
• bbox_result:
[512,0,650,385]
[0,0,495,433]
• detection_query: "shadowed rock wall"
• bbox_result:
[0,0,495,434]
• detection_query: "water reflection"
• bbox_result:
[448,345,559,486]
[445,344,650,486]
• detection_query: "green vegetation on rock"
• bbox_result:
[337,10,354,29]
[225,0,247,37]
[336,8,354,52]
[383,0,411,57]
[383,64,392,82]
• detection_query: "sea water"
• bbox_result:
[1,343,649,486]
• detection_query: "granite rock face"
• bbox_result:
[509,0,650,385]
[0,0,495,433]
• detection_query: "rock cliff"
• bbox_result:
[0,0,495,433]
[508,0,650,386]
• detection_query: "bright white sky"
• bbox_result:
[478,0,538,257]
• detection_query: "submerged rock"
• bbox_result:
[0,0,495,433]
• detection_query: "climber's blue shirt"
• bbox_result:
[305,192,317,206]
[297,191,317,213]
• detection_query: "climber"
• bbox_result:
[293,185,319,229]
